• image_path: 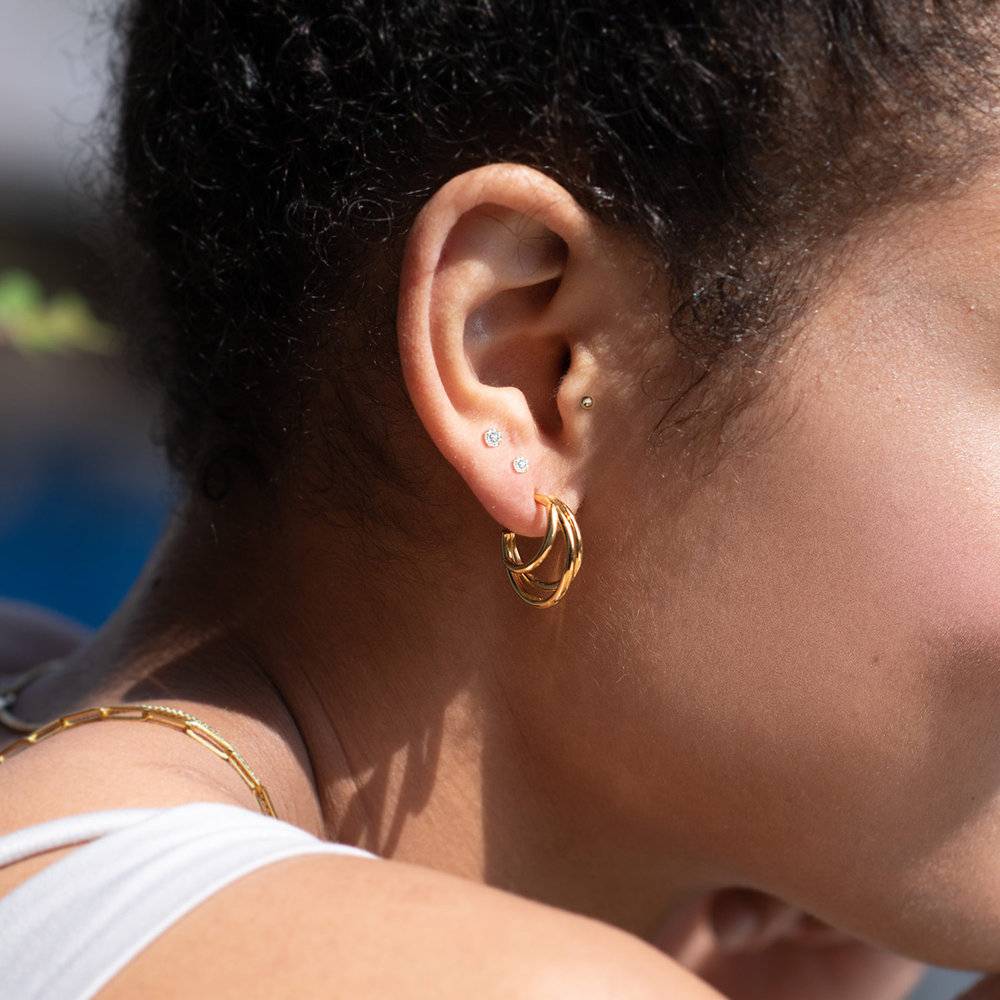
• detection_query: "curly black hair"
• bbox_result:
[110,1,997,501]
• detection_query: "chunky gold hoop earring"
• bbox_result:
[501,493,582,609]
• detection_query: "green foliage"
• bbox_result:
[0,270,116,355]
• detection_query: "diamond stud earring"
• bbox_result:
[512,456,529,474]
[483,427,502,448]
[580,395,594,409]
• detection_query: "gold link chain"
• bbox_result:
[0,703,276,818]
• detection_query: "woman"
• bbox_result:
[0,0,998,996]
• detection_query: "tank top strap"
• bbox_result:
[0,800,377,1000]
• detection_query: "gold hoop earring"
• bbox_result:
[501,493,582,608]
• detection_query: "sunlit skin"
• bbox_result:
[1,157,998,996]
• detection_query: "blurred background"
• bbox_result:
[0,0,169,630]
[0,2,983,995]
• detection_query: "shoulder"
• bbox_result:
[100,850,723,999]
[0,605,717,997]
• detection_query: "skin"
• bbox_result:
[0,158,998,995]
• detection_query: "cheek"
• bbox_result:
[630,333,1000,958]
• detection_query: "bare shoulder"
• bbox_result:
[100,851,722,1000]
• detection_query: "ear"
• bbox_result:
[397,163,614,537]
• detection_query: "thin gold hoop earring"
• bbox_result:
[501,493,582,608]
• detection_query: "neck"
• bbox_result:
[52,496,707,941]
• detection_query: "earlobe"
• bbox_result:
[397,163,603,538]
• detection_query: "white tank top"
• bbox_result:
[0,801,378,1000]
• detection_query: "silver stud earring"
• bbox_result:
[512,456,529,474]
[483,427,502,448]
[580,395,594,409]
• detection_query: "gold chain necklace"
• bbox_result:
[0,664,276,818]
